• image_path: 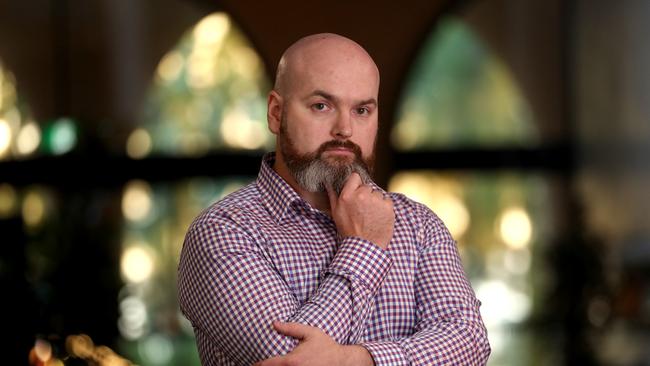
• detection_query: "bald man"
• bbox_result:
[178,33,490,366]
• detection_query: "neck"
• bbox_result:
[272,151,332,214]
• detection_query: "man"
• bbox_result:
[178,33,490,365]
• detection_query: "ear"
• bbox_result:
[267,90,283,135]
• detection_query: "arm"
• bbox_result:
[361,204,491,365]
[177,212,391,365]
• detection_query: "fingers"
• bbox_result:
[339,172,363,198]
[272,321,311,340]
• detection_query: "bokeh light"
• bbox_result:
[126,128,152,159]
[156,51,184,83]
[121,245,155,283]
[220,107,267,150]
[122,180,154,222]
[0,118,12,158]
[118,296,148,340]
[498,206,533,249]
[139,334,174,365]
[34,338,52,362]
[43,118,77,155]
[0,183,17,218]
[475,279,531,326]
[22,189,47,228]
[16,121,41,156]
[388,171,470,239]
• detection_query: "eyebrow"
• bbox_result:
[307,90,378,107]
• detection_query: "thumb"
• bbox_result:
[272,321,312,340]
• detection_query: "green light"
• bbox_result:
[43,117,77,155]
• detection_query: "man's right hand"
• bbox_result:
[326,172,395,250]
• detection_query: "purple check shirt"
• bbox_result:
[178,153,490,365]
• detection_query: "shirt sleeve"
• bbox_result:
[361,203,491,366]
[177,212,392,366]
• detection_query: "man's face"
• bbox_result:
[274,42,380,194]
[279,112,374,195]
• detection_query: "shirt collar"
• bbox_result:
[256,152,304,225]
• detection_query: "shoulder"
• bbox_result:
[388,191,454,247]
[187,182,264,242]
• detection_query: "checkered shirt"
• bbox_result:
[178,153,490,365]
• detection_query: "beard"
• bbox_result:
[279,115,375,196]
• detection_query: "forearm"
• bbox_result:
[291,236,392,343]
[362,317,490,366]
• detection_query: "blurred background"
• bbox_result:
[1,0,649,365]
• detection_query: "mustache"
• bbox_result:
[316,140,363,158]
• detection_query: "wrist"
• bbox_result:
[340,345,374,366]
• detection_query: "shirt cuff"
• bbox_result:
[326,236,392,295]
[361,341,409,366]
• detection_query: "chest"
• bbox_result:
[259,211,420,337]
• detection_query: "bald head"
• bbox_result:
[274,33,380,97]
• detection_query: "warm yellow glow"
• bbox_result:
[1,78,17,110]
[0,118,12,158]
[475,279,531,326]
[126,128,152,159]
[187,51,217,90]
[0,183,17,218]
[156,51,184,83]
[121,180,153,222]
[22,190,46,227]
[391,110,428,150]
[193,13,230,46]
[434,194,470,239]
[66,334,131,365]
[388,172,470,238]
[121,245,154,283]
[34,339,52,362]
[66,334,94,358]
[230,45,262,77]
[498,206,532,249]
[221,108,267,150]
[16,121,41,155]
[186,13,231,91]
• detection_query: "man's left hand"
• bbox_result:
[253,321,374,366]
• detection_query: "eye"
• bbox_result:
[356,107,370,115]
[312,103,328,111]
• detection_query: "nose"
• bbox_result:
[332,111,352,139]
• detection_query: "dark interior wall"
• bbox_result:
[575,0,650,258]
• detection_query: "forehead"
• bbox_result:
[287,43,380,100]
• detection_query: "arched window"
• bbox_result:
[127,12,272,158]
[389,17,559,365]
[116,13,271,365]
[392,18,538,150]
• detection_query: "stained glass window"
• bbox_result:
[391,18,539,150]
[131,12,273,158]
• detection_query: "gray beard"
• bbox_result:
[291,157,372,196]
